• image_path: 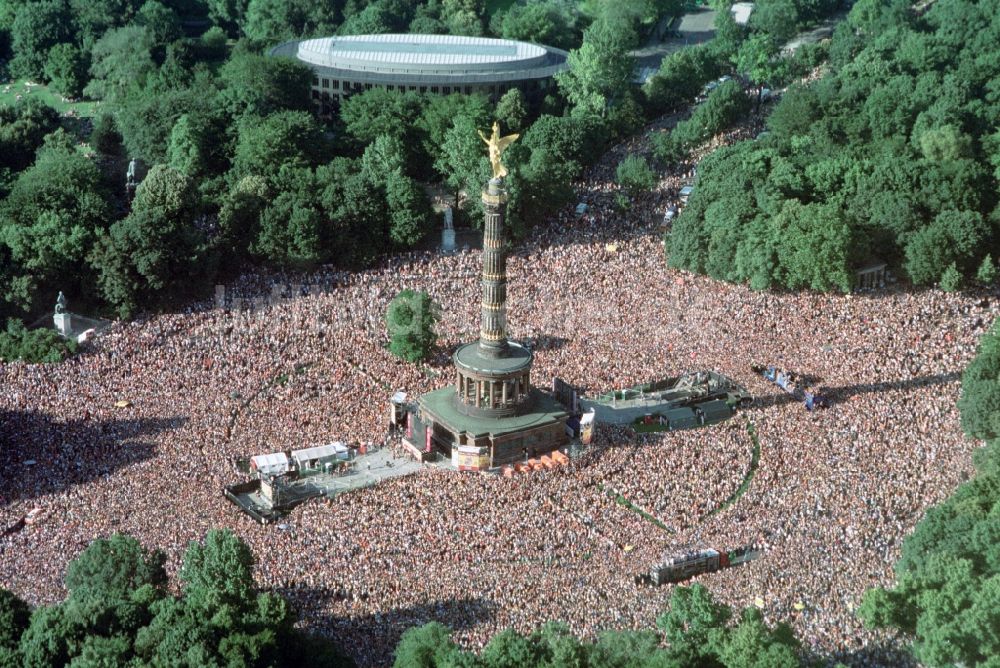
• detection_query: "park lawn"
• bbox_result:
[0,79,103,153]
[0,79,102,117]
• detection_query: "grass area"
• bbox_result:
[0,79,102,117]
[0,79,104,154]
[704,421,760,519]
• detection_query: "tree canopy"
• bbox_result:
[1,531,352,667]
[859,315,1000,666]
[391,584,800,667]
[666,0,1000,291]
[386,289,440,362]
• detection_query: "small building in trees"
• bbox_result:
[269,34,568,117]
[855,260,888,290]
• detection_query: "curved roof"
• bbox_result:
[270,33,568,85]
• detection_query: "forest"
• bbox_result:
[0,0,853,360]
[666,0,1000,292]
[0,0,684,333]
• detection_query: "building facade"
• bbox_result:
[269,33,569,116]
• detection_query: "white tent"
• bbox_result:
[250,452,290,476]
[291,443,349,470]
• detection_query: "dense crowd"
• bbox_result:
[1,93,995,667]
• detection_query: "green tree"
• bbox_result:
[918,124,972,162]
[479,628,539,667]
[939,261,962,291]
[860,312,1000,667]
[0,319,78,363]
[217,174,271,261]
[416,92,491,172]
[251,170,326,270]
[735,33,779,85]
[208,0,251,36]
[976,254,997,285]
[7,532,349,668]
[656,583,731,664]
[116,83,211,164]
[0,137,112,313]
[495,88,528,133]
[556,18,637,117]
[904,210,990,286]
[18,605,77,668]
[316,158,391,268]
[749,0,800,44]
[218,51,313,118]
[197,25,229,60]
[0,97,61,173]
[0,589,30,652]
[66,535,167,602]
[340,87,426,147]
[496,1,583,50]
[361,134,408,186]
[957,319,1000,442]
[90,165,206,316]
[393,621,461,667]
[243,0,340,45]
[717,608,800,668]
[70,0,143,47]
[385,173,434,247]
[386,289,439,363]
[589,629,663,668]
[644,45,720,112]
[44,43,89,98]
[180,529,257,618]
[338,0,414,35]
[443,0,484,36]
[135,0,182,46]
[84,25,156,102]
[615,154,657,195]
[231,111,327,183]
[168,112,225,178]
[436,115,491,211]
[712,3,746,59]
[8,0,74,80]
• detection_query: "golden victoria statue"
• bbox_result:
[478,121,519,180]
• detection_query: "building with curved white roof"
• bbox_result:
[269,33,569,115]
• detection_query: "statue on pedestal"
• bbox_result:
[478,121,519,180]
[125,158,138,202]
[53,291,71,336]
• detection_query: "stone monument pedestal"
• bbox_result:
[442,228,456,253]
[441,206,456,253]
[53,312,72,337]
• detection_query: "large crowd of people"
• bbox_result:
[1,91,996,667]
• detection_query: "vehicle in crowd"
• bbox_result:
[636,545,762,586]
[754,364,829,410]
